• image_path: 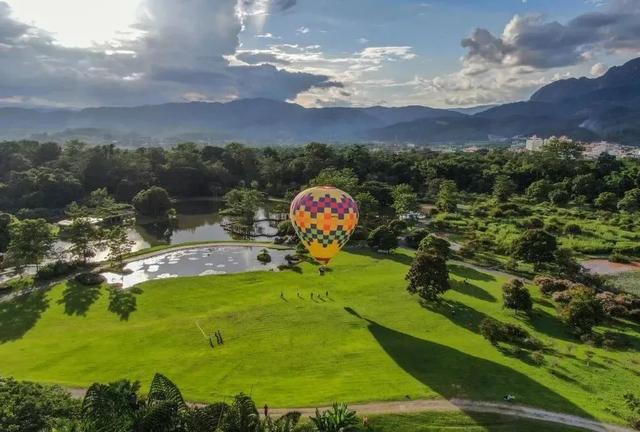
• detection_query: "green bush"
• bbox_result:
[74,272,105,286]
[35,260,81,281]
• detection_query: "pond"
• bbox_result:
[54,200,282,262]
[101,245,289,289]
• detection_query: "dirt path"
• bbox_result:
[64,389,631,432]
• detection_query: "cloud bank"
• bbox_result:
[0,0,337,107]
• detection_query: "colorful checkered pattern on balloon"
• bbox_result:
[290,188,359,248]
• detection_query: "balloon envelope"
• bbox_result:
[289,186,359,264]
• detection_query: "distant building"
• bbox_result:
[583,141,624,159]
[525,136,545,152]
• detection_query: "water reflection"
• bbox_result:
[102,246,288,289]
[53,200,282,262]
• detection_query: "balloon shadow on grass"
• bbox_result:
[364,319,594,422]
[0,290,49,343]
[58,281,101,316]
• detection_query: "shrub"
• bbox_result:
[367,225,398,251]
[609,252,632,263]
[296,242,308,255]
[257,249,272,263]
[552,290,573,304]
[564,223,582,235]
[479,318,542,349]
[35,260,81,281]
[276,220,295,236]
[405,228,430,249]
[502,279,532,313]
[559,286,604,335]
[531,350,546,365]
[74,272,105,286]
[388,219,407,235]
[523,217,544,229]
[418,235,451,259]
[534,276,573,296]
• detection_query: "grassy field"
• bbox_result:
[363,412,588,432]
[0,249,638,425]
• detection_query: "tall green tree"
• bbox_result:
[492,175,516,203]
[104,225,134,267]
[66,217,101,264]
[502,279,533,313]
[7,218,55,270]
[513,229,557,270]
[406,252,450,301]
[436,180,458,213]
[310,168,359,195]
[418,235,451,259]
[133,186,173,217]
[222,188,266,226]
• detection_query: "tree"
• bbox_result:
[104,225,134,267]
[571,174,598,200]
[354,191,379,226]
[418,235,451,259]
[222,187,265,226]
[559,286,604,335]
[367,225,398,251]
[502,279,532,313]
[548,189,570,206]
[594,192,618,211]
[7,218,55,270]
[493,175,516,203]
[526,179,552,202]
[513,229,557,270]
[542,138,584,160]
[0,212,14,252]
[0,377,79,432]
[618,188,640,213]
[223,393,260,432]
[406,252,450,301]
[66,217,101,264]
[310,403,359,432]
[81,374,188,432]
[391,184,418,218]
[436,180,458,212]
[132,186,172,217]
[310,168,359,195]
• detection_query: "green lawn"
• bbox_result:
[0,249,638,425]
[362,412,587,432]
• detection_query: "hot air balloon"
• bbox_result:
[289,186,359,265]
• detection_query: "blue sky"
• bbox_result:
[1,0,638,108]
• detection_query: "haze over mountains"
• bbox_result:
[2,57,640,146]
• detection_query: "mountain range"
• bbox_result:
[2,57,640,146]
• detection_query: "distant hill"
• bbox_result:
[1,57,639,145]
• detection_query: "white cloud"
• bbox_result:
[590,62,608,76]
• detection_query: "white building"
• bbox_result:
[525,136,545,152]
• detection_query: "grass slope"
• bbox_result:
[0,250,638,424]
[364,412,587,432]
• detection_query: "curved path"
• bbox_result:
[65,387,631,432]
[268,399,631,432]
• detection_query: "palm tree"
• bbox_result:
[81,374,186,432]
[309,403,359,432]
[222,393,261,432]
[261,412,302,432]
